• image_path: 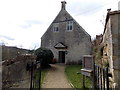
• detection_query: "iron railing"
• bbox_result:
[93,64,109,90]
[29,60,41,90]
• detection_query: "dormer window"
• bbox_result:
[53,23,59,32]
[66,21,73,31]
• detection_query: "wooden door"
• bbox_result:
[59,51,65,63]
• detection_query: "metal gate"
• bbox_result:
[93,64,109,90]
[29,61,41,90]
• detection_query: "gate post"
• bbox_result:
[38,60,41,90]
[106,67,109,90]
[82,75,85,88]
[30,62,34,90]
[93,64,96,90]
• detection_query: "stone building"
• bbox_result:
[41,1,92,64]
[93,34,103,46]
[101,10,120,88]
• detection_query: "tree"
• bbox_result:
[35,47,54,67]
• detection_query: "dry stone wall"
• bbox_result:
[2,55,36,88]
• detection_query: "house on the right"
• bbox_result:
[101,10,120,88]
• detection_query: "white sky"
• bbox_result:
[0,0,119,49]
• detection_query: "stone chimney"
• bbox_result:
[61,1,67,10]
[107,8,111,12]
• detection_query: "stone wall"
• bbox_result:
[2,55,36,88]
[111,13,120,88]
[101,11,120,88]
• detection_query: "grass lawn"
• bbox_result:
[35,68,48,88]
[65,65,92,89]
[41,70,47,84]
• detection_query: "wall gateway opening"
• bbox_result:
[59,51,65,63]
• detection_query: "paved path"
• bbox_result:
[42,64,72,88]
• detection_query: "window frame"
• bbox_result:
[53,23,59,32]
[66,21,73,31]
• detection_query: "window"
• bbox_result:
[66,21,73,31]
[53,23,59,32]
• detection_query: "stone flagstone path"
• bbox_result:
[42,64,72,88]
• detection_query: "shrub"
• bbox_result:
[35,48,54,67]
[93,45,104,65]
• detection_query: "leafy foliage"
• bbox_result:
[35,48,54,66]
[93,45,104,65]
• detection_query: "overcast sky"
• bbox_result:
[0,0,119,49]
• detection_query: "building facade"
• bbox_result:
[101,10,120,88]
[41,1,92,64]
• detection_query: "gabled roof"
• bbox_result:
[103,10,120,35]
[41,1,91,39]
[54,42,67,49]
[100,10,120,45]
